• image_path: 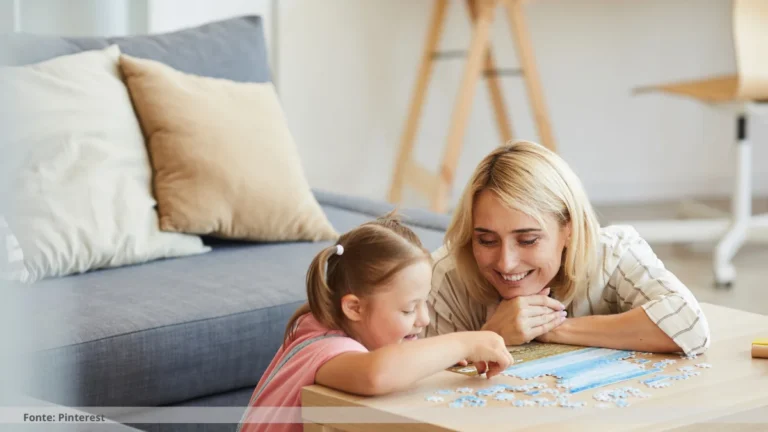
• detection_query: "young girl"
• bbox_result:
[237,213,513,432]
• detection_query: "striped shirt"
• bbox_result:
[425,225,710,356]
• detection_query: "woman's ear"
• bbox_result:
[563,221,573,244]
[340,294,364,322]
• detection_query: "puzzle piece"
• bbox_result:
[456,387,473,394]
[559,401,586,409]
[512,400,535,407]
[425,396,444,403]
[435,389,454,395]
[494,393,516,401]
[476,388,502,397]
[615,399,630,408]
[524,390,541,396]
[695,363,712,369]
[534,399,557,407]
[449,395,486,408]
[678,366,695,373]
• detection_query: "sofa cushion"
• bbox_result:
[16,194,447,407]
[0,16,271,83]
[118,54,337,242]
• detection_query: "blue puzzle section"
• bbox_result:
[564,366,661,394]
[502,348,634,379]
[502,347,660,394]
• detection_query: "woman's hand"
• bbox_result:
[482,288,567,345]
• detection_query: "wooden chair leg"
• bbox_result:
[465,0,514,145]
[388,0,450,204]
[434,0,497,213]
[504,0,556,152]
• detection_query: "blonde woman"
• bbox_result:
[425,141,710,357]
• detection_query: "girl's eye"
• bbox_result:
[477,238,497,246]
[520,237,539,246]
[402,310,416,315]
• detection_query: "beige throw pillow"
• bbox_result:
[119,54,338,242]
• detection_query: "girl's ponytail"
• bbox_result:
[283,245,338,343]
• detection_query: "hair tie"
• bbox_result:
[335,244,344,256]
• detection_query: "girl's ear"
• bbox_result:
[341,294,364,322]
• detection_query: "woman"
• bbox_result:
[425,141,710,356]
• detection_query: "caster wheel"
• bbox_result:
[714,264,735,288]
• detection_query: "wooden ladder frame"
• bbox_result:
[387,0,555,213]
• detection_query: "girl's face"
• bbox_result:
[348,261,432,350]
[471,189,570,300]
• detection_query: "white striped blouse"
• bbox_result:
[425,225,711,356]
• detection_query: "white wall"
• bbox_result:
[7,0,767,207]
[10,0,145,36]
[276,0,768,207]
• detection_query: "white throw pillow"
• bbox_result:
[0,45,210,283]
[0,215,29,283]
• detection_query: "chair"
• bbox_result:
[621,0,768,286]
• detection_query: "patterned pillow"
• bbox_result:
[0,215,29,282]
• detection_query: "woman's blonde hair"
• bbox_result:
[445,141,601,307]
[284,212,431,343]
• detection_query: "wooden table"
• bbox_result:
[302,303,768,431]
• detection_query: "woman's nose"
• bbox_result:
[496,246,520,272]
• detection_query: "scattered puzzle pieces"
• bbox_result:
[449,395,486,408]
[456,387,473,394]
[435,389,454,395]
[591,386,650,408]
[494,393,516,401]
[695,363,712,369]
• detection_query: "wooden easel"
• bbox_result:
[387,0,556,213]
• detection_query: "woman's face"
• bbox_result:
[471,189,570,300]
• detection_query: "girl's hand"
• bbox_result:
[482,288,567,345]
[460,331,514,378]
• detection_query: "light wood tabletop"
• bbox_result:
[302,303,768,431]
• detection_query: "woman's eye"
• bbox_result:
[402,310,415,315]
[520,237,539,246]
[477,238,496,246]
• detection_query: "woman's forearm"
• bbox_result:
[541,307,681,353]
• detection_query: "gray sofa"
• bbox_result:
[2,16,449,431]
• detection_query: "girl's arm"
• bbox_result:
[536,307,679,352]
[315,331,511,396]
